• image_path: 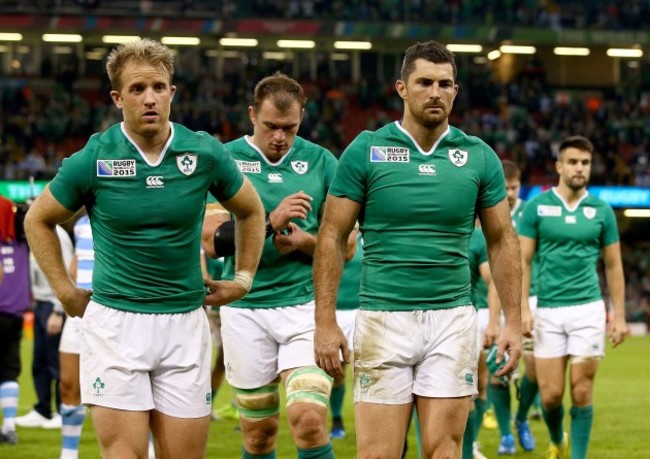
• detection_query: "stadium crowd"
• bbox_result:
[4,0,650,30]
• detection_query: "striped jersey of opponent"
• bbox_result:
[329,122,506,311]
[517,188,619,307]
[222,135,337,308]
[73,215,94,290]
[49,122,244,313]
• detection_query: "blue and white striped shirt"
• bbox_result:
[73,215,94,290]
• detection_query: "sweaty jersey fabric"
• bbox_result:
[517,188,619,307]
[469,227,489,310]
[511,198,537,296]
[49,122,244,314]
[329,122,506,311]
[337,232,363,311]
[222,135,337,308]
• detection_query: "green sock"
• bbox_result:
[297,443,334,459]
[330,384,345,419]
[490,383,512,436]
[413,409,422,459]
[542,404,565,445]
[516,375,539,422]
[474,398,488,439]
[570,405,593,459]
[462,409,477,459]
[533,391,542,409]
[242,448,276,459]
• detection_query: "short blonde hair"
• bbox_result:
[106,38,174,91]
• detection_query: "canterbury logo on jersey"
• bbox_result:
[97,160,136,177]
[268,173,283,183]
[418,164,436,175]
[236,160,261,173]
[146,176,164,188]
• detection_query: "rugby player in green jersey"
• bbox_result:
[201,73,355,459]
[518,136,629,459]
[24,39,265,459]
[313,40,522,459]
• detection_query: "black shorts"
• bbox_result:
[0,312,24,382]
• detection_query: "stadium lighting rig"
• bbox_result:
[334,41,372,50]
[446,44,483,53]
[42,34,82,43]
[219,38,258,47]
[553,47,590,56]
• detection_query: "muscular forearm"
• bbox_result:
[233,208,265,276]
[488,230,522,326]
[605,265,626,320]
[25,220,76,300]
[313,229,347,325]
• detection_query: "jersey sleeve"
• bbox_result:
[208,142,245,202]
[48,147,94,212]
[322,149,338,192]
[478,143,507,208]
[328,132,369,203]
[517,198,539,239]
[600,203,620,247]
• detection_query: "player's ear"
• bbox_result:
[110,90,122,109]
[395,80,407,100]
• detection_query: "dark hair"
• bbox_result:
[401,41,457,82]
[502,160,521,180]
[558,136,594,157]
[253,72,306,112]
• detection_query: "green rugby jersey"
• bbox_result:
[49,122,244,313]
[512,198,537,296]
[336,232,363,311]
[517,188,619,307]
[223,135,337,308]
[469,227,489,310]
[329,122,506,311]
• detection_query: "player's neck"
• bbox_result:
[399,117,448,151]
[126,127,170,163]
[555,183,587,205]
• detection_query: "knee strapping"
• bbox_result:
[234,384,280,421]
[285,367,333,408]
[570,356,600,364]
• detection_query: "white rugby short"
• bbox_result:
[353,306,478,404]
[59,316,82,354]
[80,301,212,418]
[220,301,317,389]
[534,299,606,359]
[335,309,357,357]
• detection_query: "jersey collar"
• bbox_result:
[394,121,450,156]
[244,135,294,167]
[120,121,173,168]
[552,187,589,212]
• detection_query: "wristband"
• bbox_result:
[265,213,275,239]
[233,270,254,292]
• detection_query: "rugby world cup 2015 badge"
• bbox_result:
[370,146,410,162]
[448,149,468,167]
[96,159,136,177]
[177,153,197,176]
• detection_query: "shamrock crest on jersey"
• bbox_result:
[177,153,197,176]
[449,148,468,167]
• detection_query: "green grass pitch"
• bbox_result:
[2,336,648,458]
